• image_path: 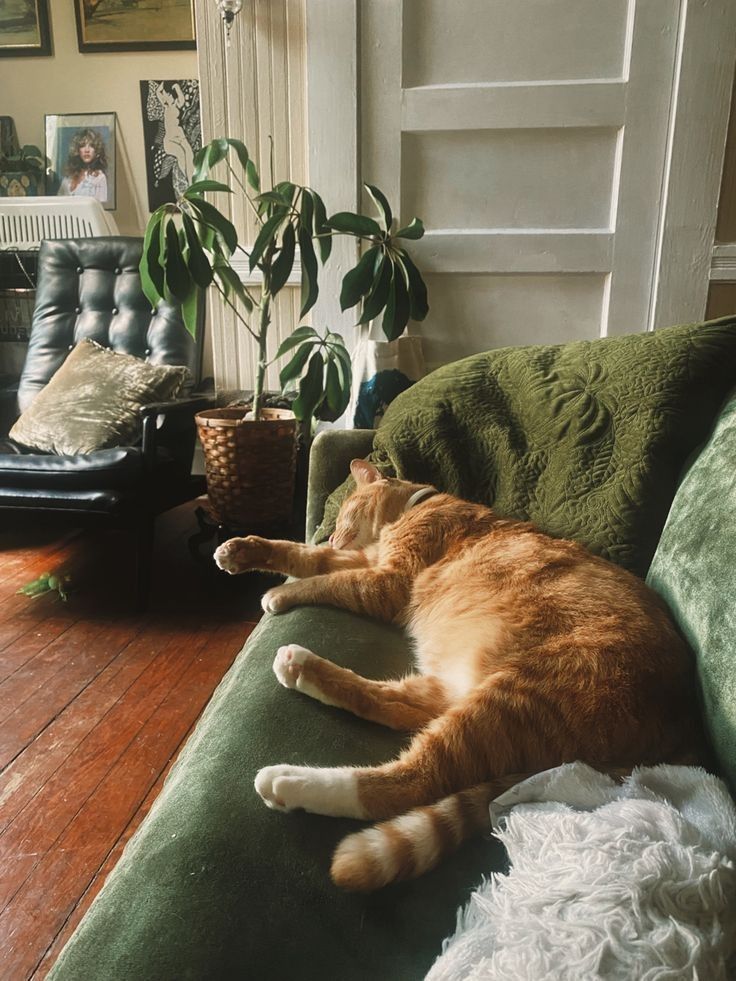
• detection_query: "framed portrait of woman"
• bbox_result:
[0,0,52,58]
[74,0,196,53]
[45,113,117,212]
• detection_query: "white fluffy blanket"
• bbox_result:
[426,763,736,981]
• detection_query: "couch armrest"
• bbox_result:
[306,428,375,542]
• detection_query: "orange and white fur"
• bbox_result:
[214,460,703,892]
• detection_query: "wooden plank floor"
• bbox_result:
[0,502,272,980]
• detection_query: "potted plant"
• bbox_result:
[0,145,46,198]
[139,136,429,528]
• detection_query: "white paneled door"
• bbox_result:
[307,0,736,371]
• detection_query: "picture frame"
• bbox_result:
[74,0,196,53]
[140,79,202,212]
[0,0,52,58]
[45,113,117,212]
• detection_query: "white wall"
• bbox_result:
[0,0,198,236]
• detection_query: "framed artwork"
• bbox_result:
[0,0,52,58]
[140,79,202,211]
[74,0,196,53]
[45,113,117,211]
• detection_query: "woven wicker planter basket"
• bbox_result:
[195,407,298,527]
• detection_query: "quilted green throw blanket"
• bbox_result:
[318,318,736,577]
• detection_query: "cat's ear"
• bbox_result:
[350,459,383,484]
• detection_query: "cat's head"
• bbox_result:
[329,460,426,549]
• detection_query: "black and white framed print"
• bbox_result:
[74,0,196,53]
[45,112,117,211]
[140,79,201,211]
[0,0,52,58]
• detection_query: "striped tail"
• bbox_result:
[330,775,528,892]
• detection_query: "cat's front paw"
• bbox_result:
[261,585,294,614]
[214,535,270,574]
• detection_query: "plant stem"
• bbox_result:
[252,291,271,421]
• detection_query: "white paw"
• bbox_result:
[254,764,305,811]
[273,645,313,688]
[214,541,240,574]
[261,587,288,614]
[254,764,366,818]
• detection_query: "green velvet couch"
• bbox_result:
[49,322,736,981]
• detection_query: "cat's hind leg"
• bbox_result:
[273,645,448,731]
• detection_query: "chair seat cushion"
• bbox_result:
[0,445,149,490]
[10,339,189,455]
[48,606,506,981]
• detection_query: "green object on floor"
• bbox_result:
[647,389,736,793]
[317,317,736,576]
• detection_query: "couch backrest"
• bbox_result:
[18,237,199,412]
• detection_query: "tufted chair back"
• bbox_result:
[18,237,199,413]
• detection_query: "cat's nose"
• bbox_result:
[328,534,336,547]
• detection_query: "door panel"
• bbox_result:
[362,0,680,368]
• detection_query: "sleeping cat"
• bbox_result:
[214,459,704,892]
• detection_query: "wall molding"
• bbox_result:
[710,243,736,282]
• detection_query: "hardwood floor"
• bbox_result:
[0,502,270,980]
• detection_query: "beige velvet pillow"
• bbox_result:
[10,339,189,455]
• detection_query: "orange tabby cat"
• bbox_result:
[214,459,704,892]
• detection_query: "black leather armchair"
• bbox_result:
[0,237,210,607]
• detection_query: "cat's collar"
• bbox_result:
[404,486,439,512]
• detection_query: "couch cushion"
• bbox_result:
[647,391,736,793]
[10,339,189,455]
[49,606,506,981]
[317,318,736,577]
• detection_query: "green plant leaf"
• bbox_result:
[327,212,382,238]
[310,190,332,263]
[299,190,314,234]
[184,180,233,197]
[279,339,315,390]
[270,222,296,294]
[274,325,319,360]
[327,335,352,380]
[292,350,326,423]
[364,183,393,233]
[316,355,351,421]
[164,220,192,302]
[298,228,319,318]
[182,212,214,288]
[249,210,288,272]
[188,198,238,255]
[395,217,425,240]
[340,245,380,312]
[246,158,260,192]
[140,211,165,309]
[214,263,252,311]
[256,191,290,207]
[381,266,411,341]
[225,137,250,172]
[397,250,429,321]
[181,285,199,338]
[274,181,296,204]
[358,254,392,324]
[193,139,228,181]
